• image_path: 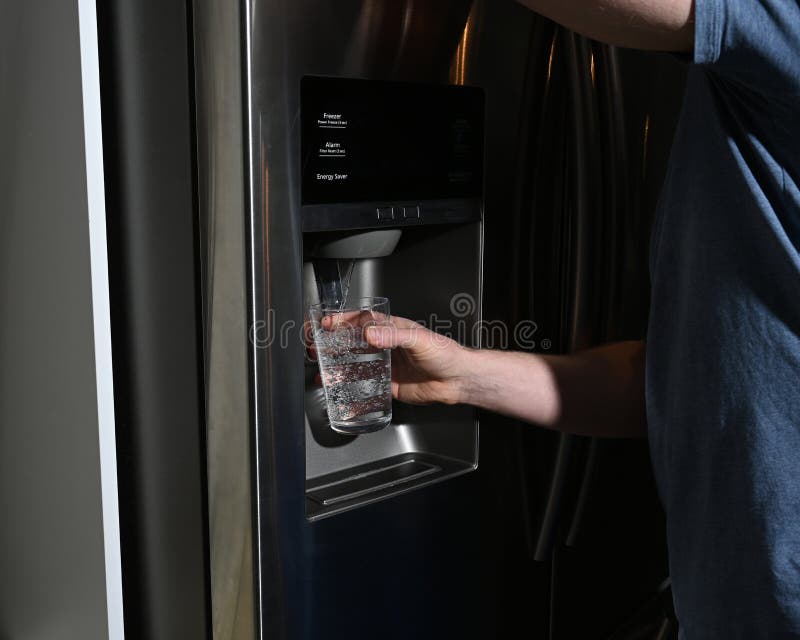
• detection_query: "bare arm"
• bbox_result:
[459,341,647,438]
[515,0,695,52]
[366,319,647,438]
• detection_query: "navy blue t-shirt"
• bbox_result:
[647,0,800,636]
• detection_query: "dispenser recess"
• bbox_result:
[300,77,484,520]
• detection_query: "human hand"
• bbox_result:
[363,315,475,406]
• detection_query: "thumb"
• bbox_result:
[365,325,421,349]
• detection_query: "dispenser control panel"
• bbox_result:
[301,76,484,232]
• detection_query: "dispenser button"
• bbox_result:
[377,206,394,221]
[403,205,420,219]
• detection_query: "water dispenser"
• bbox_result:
[300,76,485,519]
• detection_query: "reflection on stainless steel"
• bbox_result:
[343,0,474,80]
[243,0,489,636]
[547,33,557,83]
[451,4,477,85]
[503,12,685,631]
[531,28,594,562]
[193,0,254,638]
[396,1,415,71]
[503,16,679,566]
[192,0,685,635]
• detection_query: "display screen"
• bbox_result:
[301,76,484,205]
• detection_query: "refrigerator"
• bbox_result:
[0,0,687,638]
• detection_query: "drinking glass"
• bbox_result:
[309,297,392,434]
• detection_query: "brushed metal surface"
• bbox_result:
[499,11,685,633]
[200,0,551,636]
[534,28,596,563]
[192,1,255,638]
[244,1,489,637]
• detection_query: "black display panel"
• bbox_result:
[301,76,484,206]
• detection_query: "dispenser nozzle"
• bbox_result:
[309,229,402,309]
[313,259,356,309]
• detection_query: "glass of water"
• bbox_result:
[309,297,392,434]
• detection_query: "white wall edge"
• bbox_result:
[76,0,125,637]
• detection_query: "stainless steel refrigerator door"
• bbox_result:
[195,1,549,638]
[242,2,485,637]
[193,1,256,637]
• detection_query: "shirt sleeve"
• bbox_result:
[693,0,800,97]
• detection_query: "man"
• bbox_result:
[364,0,800,636]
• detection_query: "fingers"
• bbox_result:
[386,315,420,330]
[319,309,365,327]
[365,318,461,355]
[315,312,432,351]
[303,319,319,361]
[319,309,390,330]
[365,325,423,349]
[318,311,422,332]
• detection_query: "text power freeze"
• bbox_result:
[317,112,348,127]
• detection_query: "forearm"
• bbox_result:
[459,340,647,438]
[515,0,694,52]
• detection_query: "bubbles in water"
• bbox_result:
[315,326,391,428]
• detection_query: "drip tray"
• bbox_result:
[306,452,475,520]
[308,459,441,506]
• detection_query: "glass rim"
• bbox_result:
[309,296,389,313]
